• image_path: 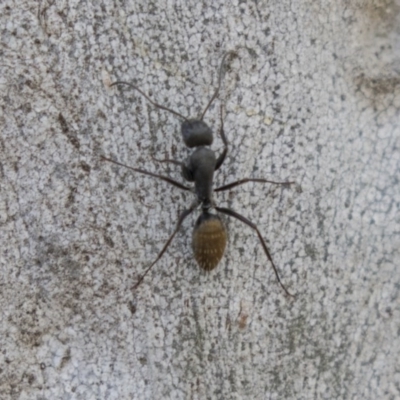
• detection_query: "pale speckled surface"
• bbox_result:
[1,1,400,399]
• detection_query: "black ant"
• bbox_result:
[102,51,294,297]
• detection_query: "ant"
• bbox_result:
[102,51,294,297]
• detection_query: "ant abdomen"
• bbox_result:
[192,212,227,271]
[181,119,213,148]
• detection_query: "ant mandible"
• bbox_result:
[102,51,294,297]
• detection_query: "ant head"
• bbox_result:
[181,119,213,148]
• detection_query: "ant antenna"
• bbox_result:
[111,51,236,122]
[110,81,188,121]
[200,51,237,120]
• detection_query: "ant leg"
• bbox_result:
[201,51,237,120]
[215,178,294,192]
[151,155,182,167]
[101,156,191,191]
[215,206,294,297]
[133,206,196,288]
[215,104,228,171]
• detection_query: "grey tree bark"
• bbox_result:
[1,1,399,399]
